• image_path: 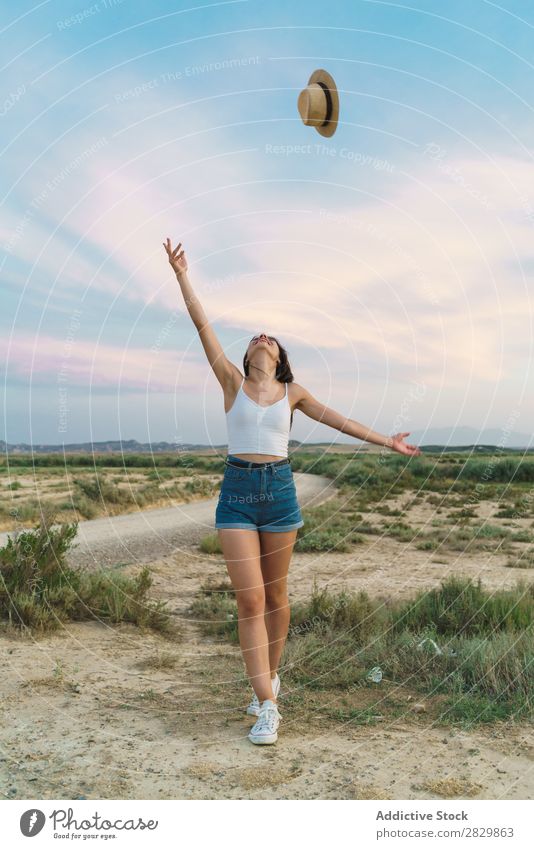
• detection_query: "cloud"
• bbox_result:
[1,331,203,392]
[191,151,534,389]
[2,25,532,402]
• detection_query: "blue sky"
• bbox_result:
[1,0,533,446]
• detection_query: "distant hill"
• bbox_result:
[0,439,208,455]
[0,426,532,455]
[0,439,304,456]
[407,426,532,450]
[0,439,198,454]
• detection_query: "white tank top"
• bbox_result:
[226,377,291,457]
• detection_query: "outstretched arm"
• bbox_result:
[293,383,421,456]
[163,238,239,390]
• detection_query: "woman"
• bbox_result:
[163,237,421,746]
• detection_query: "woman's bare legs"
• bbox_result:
[259,530,297,678]
[218,529,276,703]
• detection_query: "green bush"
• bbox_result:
[202,570,534,723]
[0,506,175,635]
[391,574,534,636]
[74,476,135,506]
[505,550,534,569]
[296,499,366,552]
[70,496,99,519]
[188,578,238,640]
[290,579,385,646]
[199,534,223,554]
[283,575,534,721]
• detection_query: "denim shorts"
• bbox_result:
[215,455,305,532]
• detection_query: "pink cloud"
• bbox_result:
[1,332,205,392]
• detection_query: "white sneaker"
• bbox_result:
[246,673,280,716]
[248,699,281,745]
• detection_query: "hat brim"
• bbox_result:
[307,68,339,137]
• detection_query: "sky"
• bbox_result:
[1,0,533,448]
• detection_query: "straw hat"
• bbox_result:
[297,69,339,138]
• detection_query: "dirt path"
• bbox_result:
[1,530,533,800]
[0,472,335,570]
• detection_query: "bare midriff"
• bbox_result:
[230,453,286,462]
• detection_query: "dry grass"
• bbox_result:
[134,652,180,671]
[420,777,484,798]
[235,765,302,790]
[185,762,220,779]
[346,782,392,800]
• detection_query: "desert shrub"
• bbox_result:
[0,506,175,636]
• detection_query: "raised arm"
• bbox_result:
[292,383,421,456]
[163,238,239,390]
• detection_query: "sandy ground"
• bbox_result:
[1,477,533,800]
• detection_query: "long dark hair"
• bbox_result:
[243,336,294,428]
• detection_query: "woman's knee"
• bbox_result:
[236,588,265,618]
[264,585,289,610]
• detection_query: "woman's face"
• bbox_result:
[246,333,280,366]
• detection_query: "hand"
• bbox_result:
[163,237,188,275]
[390,432,422,456]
